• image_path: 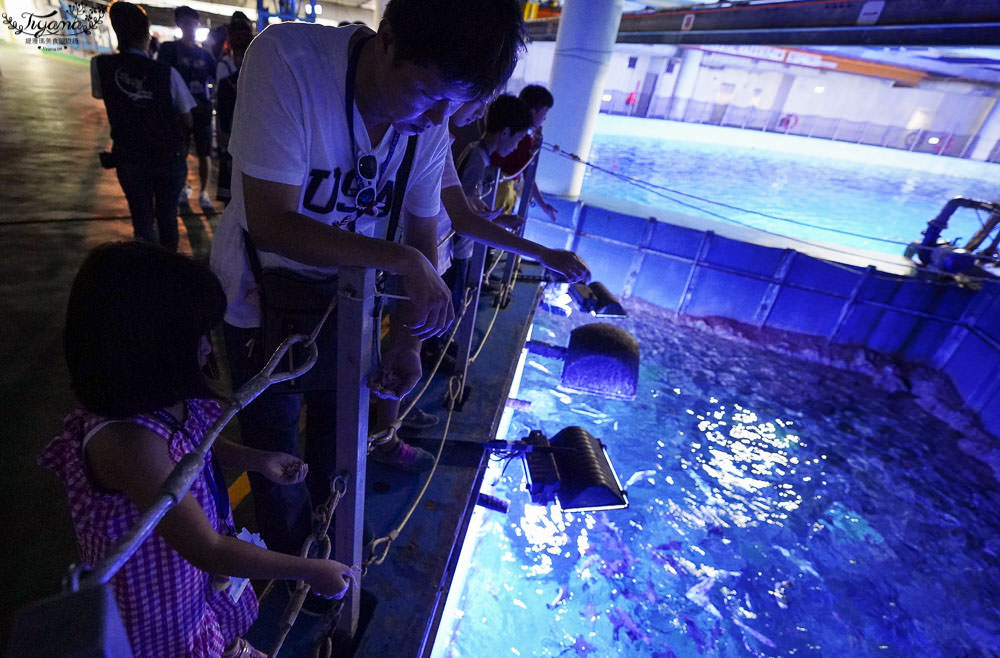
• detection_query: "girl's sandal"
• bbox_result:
[221,637,267,658]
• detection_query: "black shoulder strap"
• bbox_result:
[242,228,265,303]
[384,134,418,244]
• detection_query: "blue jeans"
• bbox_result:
[223,323,339,556]
[115,156,186,251]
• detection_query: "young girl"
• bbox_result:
[40,242,354,658]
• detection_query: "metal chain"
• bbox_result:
[268,474,349,658]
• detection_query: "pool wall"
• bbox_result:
[524,195,1000,442]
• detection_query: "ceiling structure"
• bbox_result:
[135,0,1000,85]
[528,0,1000,85]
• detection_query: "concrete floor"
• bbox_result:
[0,40,539,655]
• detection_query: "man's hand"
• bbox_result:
[492,213,524,231]
[398,247,455,339]
[539,248,590,284]
[367,346,423,400]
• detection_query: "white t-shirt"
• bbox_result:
[210,22,449,328]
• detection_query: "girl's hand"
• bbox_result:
[259,452,307,485]
[308,560,359,600]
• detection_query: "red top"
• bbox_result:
[491,132,540,178]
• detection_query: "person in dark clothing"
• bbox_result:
[91,1,195,251]
[158,6,216,212]
[214,19,253,205]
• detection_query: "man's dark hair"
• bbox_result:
[108,1,149,51]
[65,242,226,418]
[519,84,554,111]
[485,94,532,134]
[174,5,199,23]
[383,0,524,98]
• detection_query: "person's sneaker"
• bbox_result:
[178,184,193,204]
[198,191,214,211]
[370,440,434,473]
[400,408,438,431]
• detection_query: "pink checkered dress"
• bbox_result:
[39,399,258,658]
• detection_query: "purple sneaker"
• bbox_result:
[370,440,435,473]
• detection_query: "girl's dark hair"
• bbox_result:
[65,242,226,418]
[485,94,532,134]
[383,0,524,98]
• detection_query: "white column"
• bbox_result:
[536,0,625,200]
[668,48,703,122]
[968,94,1000,161]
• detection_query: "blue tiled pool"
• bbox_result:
[578,121,998,258]
[431,300,1000,657]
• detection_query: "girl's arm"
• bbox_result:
[86,423,352,597]
[213,438,307,485]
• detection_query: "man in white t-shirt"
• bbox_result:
[209,0,524,557]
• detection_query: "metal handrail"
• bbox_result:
[75,331,322,589]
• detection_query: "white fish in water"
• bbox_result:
[732,616,777,648]
[551,390,573,404]
[625,469,657,487]
[774,545,820,579]
[685,577,722,618]
[527,360,551,374]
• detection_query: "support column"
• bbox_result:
[333,266,374,640]
[536,0,625,200]
[667,48,703,122]
[372,0,386,24]
[967,94,1000,161]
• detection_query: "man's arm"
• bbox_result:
[368,209,445,400]
[443,184,589,283]
[393,208,444,344]
[170,68,197,130]
[243,174,454,337]
[90,58,102,99]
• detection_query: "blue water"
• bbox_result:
[581,134,998,257]
[432,301,1000,657]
